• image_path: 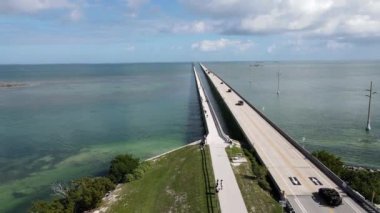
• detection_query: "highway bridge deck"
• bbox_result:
[200,63,366,213]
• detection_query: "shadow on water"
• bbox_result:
[196,64,245,141]
[6,187,51,213]
[195,64,232,137]
[185,63,205,142]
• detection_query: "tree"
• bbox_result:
[312,150,344,175]
[313,150,380,204]
[30,199,69,213]
[108,154,139,183]
[29,177,115,213]
[69,177,116,212]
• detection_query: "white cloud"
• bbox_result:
[181,0,380,42]
[191,38,253,52]
[125,0,149,17]
[267,44,276,53]
[181,0,271,18]
[126,0,149,10]
[68,9,82,21]
[172,21,212,34]
[126,44,135,51]
[0,0,83,21]
[0,0,75,14]
[326,40,351,50]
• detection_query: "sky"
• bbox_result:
[0,0,380,64]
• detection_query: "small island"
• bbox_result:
[0,82,28,88]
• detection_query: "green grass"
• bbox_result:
[107,145,219,213]
[226,145,282,213]
[225,145,244,158]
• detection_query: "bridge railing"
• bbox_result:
[200,63,379,213]
[193,66,209,137]
[193,66,231,143]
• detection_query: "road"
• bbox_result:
[194,67,248,213]
[200,63,366,213]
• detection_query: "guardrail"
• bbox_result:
[193,66,231,143]
[200,63,380,213]
[193,66,209,136]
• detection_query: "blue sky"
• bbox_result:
[0,0,380,64]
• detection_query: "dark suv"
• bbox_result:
[318,188,342,206]
[236,100,244,106]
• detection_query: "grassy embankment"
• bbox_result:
[226,144,282,213]
[107,144,219,212]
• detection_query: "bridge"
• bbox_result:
[194,65,247,213]
[199,63,378,213]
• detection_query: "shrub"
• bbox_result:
[68,177,116,212]
[313,150,380,204]
[30,177,115,213]
[133,168,145,180]
[125,174,135,182]
[125,161,151,182]
[258,179,271,191]
[138,161,151,173]
[108,154,140,183]
[312,150,344,175]
[30,199,68,213]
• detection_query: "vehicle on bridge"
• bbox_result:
[236,100,244,105]
[318,188,342,206]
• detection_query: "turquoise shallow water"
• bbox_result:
[0,63,203,212]
[204,61,380,169]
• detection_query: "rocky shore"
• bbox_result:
[344,165,380,173]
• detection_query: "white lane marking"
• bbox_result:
[238,113,308,213]
[344,199,362,213]
[288,146,335,189]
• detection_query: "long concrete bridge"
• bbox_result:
[199,63,378,213]
[194,65,248,213]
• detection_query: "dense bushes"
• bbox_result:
[243,149,271,191]
[108,154,140,183]
[30,153,149,213]
[312,150,344,175]
[69,177,116,212]
[30,177,115,213]
[313,150,380,204]
[30,199,68,213]
[125,161,151,182]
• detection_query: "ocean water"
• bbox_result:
[0,63,203,212]
[203,61,380,169]
[1,61,379,212]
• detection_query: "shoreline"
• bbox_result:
[145,139,201,161]
[344,165,380,172]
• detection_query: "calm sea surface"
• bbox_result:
[0,61,379,212]
[0,63,203,212]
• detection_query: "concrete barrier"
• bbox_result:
[193,66,230,143]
